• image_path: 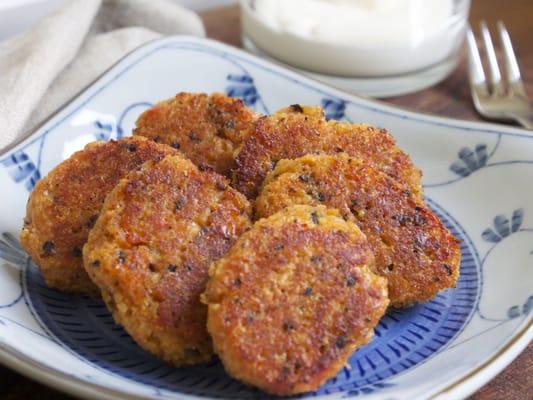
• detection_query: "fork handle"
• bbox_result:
[511,113,533,130]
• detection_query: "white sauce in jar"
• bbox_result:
[253,0,454,49]
[242,0,466,77]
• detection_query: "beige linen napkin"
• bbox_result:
[0,0,205,150]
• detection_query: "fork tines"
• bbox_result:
[467,21,531,129]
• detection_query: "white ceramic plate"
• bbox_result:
[0,36,531,400]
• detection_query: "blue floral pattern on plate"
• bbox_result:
[1,151,41,191]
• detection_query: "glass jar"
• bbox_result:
[241,0,471,97]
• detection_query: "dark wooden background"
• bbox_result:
[1,0,531,398]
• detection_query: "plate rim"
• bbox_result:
[0,35,531,400]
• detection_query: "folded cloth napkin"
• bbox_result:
[0,0,205,150]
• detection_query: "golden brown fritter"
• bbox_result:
[133,92,258,177]
[20,136,178,295]
[202,205,388,395]
[256,154,461,307]
[83,155,252,366]
[233,105,422,199]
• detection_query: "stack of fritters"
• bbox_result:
[20,92,460,396]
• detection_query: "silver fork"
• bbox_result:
[466,21,532,129]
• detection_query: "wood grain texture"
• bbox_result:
[1,0,531,398]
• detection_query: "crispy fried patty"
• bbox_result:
[202,205,388,395]
[233,105,422,199]
[83,155,252,366]
[256,154,461,307]
[133,92,258,177]
[20,136,178,294]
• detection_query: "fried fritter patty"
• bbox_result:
[83,155,252,366]
[133,92,258,177]
[202,205,388,395]
[233,105,422,199]
[20,136,178,295]
[256,154,461,307]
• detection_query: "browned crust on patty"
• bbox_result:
[233,105,422,199]
[133,92,258,177]
[202,205,388,395]
[20,136,178,294]
[256,154,461,307]
[83,154,252,366]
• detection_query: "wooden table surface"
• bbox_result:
[1,0,532,399]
